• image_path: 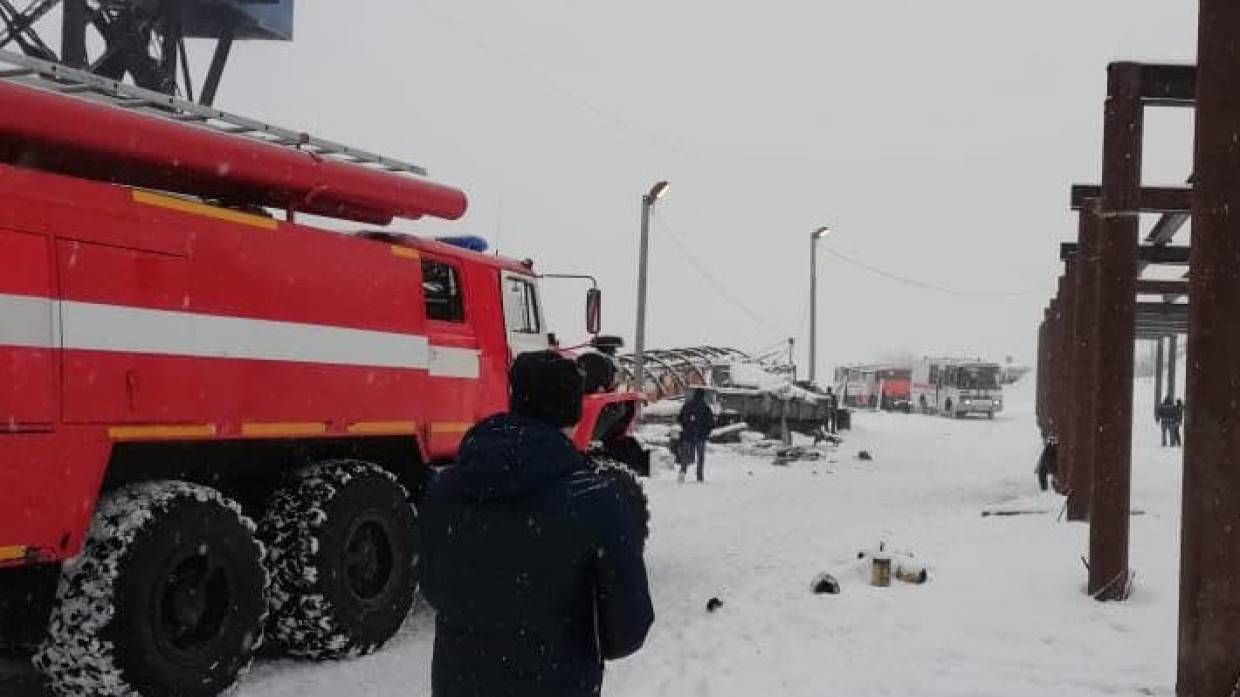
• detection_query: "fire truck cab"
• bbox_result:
[0,52,647,697]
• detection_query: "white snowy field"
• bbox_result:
[2,377,1187,696]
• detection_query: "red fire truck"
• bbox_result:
[832,364,912,411]
[0,52,647,696]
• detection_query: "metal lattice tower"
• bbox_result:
[0,0,293,105]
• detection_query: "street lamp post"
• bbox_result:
[633,180,670,417]
[809,226,830,385]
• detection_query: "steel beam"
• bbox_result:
[1137,302,1189,316]
[1148,212,1192,245]
[1139,63,1196,107]
[1061,242,1189,265]
[1137,280,1190,296]
[1089,62,1142,602]
[1071,184,1192,213]
[1178,4,1240,690]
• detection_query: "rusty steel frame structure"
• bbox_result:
[1039,3,1240,692]
[1040,61,1193,595]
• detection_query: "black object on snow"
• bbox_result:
[420,413,654,697]
[706,597,724,612]
[857,450,874,461]
[811,573,842,595]
[836,408,852,431]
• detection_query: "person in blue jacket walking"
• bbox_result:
[677,388,717,483]
[420,351,654,697]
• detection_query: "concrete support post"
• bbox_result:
[1089,62,1143,601]
[1177,1,1240,691]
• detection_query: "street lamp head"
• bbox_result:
[646,180,670,203]
[813,226,831,239]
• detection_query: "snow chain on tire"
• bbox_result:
[34,481,268,697]
[590,457,651,549]
[260,460,418,660]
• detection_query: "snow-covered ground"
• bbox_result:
[2,376,1187,696]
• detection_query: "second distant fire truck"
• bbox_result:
[911,358,1004,419]
[833,364,912,412]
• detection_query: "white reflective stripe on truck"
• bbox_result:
[0,293,56,349]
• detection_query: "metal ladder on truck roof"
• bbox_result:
[0,48,429,177]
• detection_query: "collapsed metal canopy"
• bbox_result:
[615,347,751,403]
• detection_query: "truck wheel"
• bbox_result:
[260,460,417,659]
[590,457,650,549]
[35,482,267,697]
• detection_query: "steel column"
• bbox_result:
[60,0,87,68]
[1167,334,1179,399]
[1036,316,1050,438]
[1068,211,1100,520]
[1178,0,1240,690]
[1089,62,1143,601]
[1059,265,1080,503]
[1155,337,1165,411]
[1050,291,1069,494]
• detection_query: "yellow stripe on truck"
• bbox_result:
[240,422,328,437]
[347,421,419,435]
[108,424,218,441]
[430,422,472,435]
[132,190,280,230]
[0,546,26,563]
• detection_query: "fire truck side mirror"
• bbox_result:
[586,288,602,335]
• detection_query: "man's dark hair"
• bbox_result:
[509,351,585,428]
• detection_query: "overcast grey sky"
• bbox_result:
[168,2,1197,373]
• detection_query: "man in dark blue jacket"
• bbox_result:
[676,389,716,483]
[420,351,654,697]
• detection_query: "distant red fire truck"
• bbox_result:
[0,53,647,696]
[832,364,912,412]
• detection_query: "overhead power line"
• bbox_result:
[823,247,1040,298]
[654,217,794,339]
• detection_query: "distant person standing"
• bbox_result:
[824,387,838,434]
[677,389,716,483]
[1171,398,1185,447]
[1035,435,1058,491]
[1156,396,1177,447]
